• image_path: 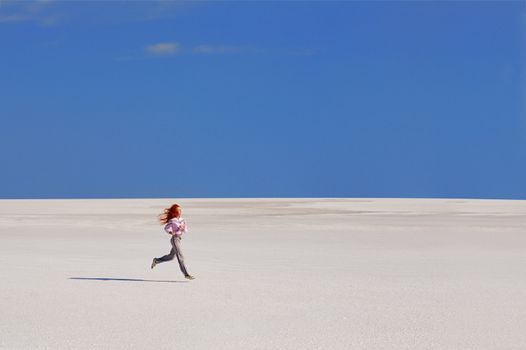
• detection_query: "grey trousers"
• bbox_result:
[156,235,190,277]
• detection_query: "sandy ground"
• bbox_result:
[0,198,525,350]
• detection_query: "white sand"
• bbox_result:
[0,198,525,349]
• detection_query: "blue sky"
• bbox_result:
[0,1,525,199]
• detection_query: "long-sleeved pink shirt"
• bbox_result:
[164,217,188,237]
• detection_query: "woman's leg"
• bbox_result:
[155,238,176,263]
[172,236,190,277]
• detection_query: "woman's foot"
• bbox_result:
[151,258,157,269]
[185,275,195,280]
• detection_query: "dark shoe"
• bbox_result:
[151,258,157,270]
[185,275,195,280]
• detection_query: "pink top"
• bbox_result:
[164,217,188,237]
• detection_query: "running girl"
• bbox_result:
[151,204,195,280]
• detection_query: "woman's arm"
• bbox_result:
[164,222,175,235]
[171,221,183,236]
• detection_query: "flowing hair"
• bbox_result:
[159,204,181,225]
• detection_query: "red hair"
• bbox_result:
[159,204,181,224]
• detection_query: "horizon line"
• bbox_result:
[0,196,524,201]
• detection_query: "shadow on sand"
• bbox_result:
[69,277,187,283]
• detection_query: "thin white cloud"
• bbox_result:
[0,14,30,23]
[192,45,244,54]
[25,0,53,13]
[0,0,57,25]
[0,1,199,26]
[130,41,314,61]
[145,42,181,56]
[143,43,251,56]
[142,1,199,22]
[139,42,314,60]
[39,15,58,27]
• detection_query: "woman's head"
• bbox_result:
[159,204,182,224]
